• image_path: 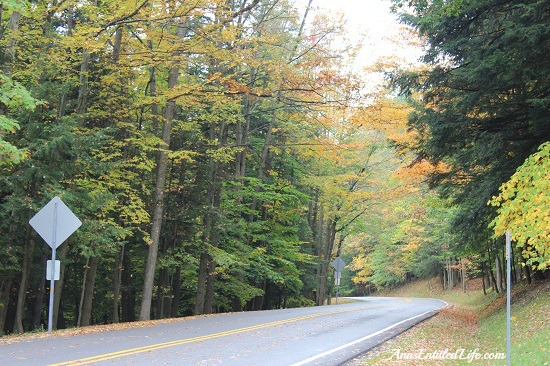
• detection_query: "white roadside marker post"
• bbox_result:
[506,230,511,366]
[47,202,58,333]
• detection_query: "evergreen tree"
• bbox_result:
[391,0,549,250]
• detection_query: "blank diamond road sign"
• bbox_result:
[330,257,346,272]
[29,196,82,249]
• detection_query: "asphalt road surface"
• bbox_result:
[0,297,446,366]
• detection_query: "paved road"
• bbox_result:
[0,297,445,366]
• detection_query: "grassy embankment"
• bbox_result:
[355,277,549,365]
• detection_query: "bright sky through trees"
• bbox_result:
[299,0,422,67]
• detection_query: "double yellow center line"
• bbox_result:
[51,299,409,365]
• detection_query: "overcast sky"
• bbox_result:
[297,0,421,68]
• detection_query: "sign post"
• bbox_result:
[48,201,58,334]
[330,257,346,304]
[334,272,342,303]
[29,196,81,333]
[506,231,511,366]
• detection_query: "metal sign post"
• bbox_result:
[334,271,342,304]
[29,196,81,333]
[506,231,511,366]
[330,257,346,304]
[47,202,58,333]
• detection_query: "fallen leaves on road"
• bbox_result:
[0,313,221,345]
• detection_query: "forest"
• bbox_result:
[0,0,548,335]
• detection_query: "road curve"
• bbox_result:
[0,297,446,366]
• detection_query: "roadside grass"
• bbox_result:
[329,297,359,305]
[482,286,550,365]
[351,277,549,365]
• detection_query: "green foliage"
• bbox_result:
[216,175,315,308]
[0,73,41,164]
[368,241,408,289]
[0,0,379,333]
[388,0,550,276]
[2,0,29,13]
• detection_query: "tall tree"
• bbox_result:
[140,19,187,322]
[390,0,549,258]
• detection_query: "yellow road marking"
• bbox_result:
[51,299,408,366]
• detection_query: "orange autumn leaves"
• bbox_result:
[353,98,446,186]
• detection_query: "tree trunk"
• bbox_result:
[52,241,68,330]
[112,245,124,323]
[57,300,67,329]
[447,258,454,290]
[481,262,487,295]
[261,280,269,310]
[140,24,185,322]
[490,265,499,295]
[522,254,532,284]
[317,219,336,306]
[327,271,333,305]
[32,252,48,330]
[483,262,492,288]
[314,205,324,305]
[14,236,34,333]
[201,118,226,314]
[447,258,451,290]
[155,267,171,319]
[54,8,75,119]
[501,247,507,290]
[0,217,17,333]
[155,268,165,319]
[75,49,90,115]
[491,269,499,293]
[454,259,459,287]
[442,266,446,290]
[170,266,181,318]
[195,191,212,315]
[195,252,208,315]
[163,271,172,318]
[121,247,136,322]
[235,87,253,180]
[147,61,159,132]
[195,166,215,315]
[461,258,467,293]
[204,259,216,314]
[511,244,518,283]
[495,255,502,293]
[80,257,99,327]
[2,11,20,76]
[110,28,124,324]
[0,281,11,334]
[77,258,89,327]
[317,253,328,305]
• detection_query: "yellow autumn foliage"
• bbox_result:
[489,142,550,270]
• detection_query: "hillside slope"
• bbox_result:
[345,277,549,365]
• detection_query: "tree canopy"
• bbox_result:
[386,0,549,269]
[0,0,548,335]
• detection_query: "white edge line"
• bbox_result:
[289,299,448,366]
